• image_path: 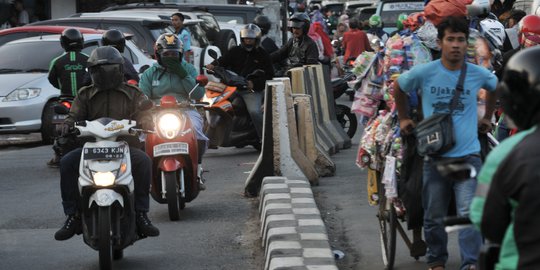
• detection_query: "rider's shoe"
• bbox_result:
[54,214,81,241]
[47,155,60,168]
[197,165,206,190]
[136,212,160,237]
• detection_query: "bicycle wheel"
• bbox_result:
[377,173,397,269]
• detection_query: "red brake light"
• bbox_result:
[61,101,71,109]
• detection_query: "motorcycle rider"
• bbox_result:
[205,24,274,142]
[54,46,159,241]
[367,14,389,43]
[253,15,279,54]
[138,33,208,190]
[471,47,540,270]
[271,12,319,75]
[47,28,90,167]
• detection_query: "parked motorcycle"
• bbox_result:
[202,50,264,150]
[331,62,358,139]
[55,110,151,270]
[144,96,204,221]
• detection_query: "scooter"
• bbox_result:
[144,96,203,221]
[331,61,358,138]
[202,50,264,150]
[57,111,151,270]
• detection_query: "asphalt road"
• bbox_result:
[0,142,263,270]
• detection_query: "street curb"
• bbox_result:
[259,176,338,270]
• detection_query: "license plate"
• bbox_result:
[52,114,67,124]
[83,147,125,160]
[153,142,189,157]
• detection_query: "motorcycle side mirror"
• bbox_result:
[139,99,154,111]
[208,49,218,60]
[196,75,209,86]
[54,105,70,115]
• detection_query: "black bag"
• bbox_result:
[415,63,467,157]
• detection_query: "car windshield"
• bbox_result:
[214,15,245,24]
[380,1,424,28]
[0,41,62,72]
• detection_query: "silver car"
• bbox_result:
[0,34,155,144]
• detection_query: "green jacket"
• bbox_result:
[138,61,204,103]
[470,126,537,270]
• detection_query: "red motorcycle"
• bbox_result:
[144,95,204,221]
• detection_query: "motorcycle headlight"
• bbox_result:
[93,171,116,186]
[2,88,41,102]
[158,113,184,139]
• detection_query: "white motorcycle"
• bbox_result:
[74,117,144,270]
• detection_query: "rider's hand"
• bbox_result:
[399,118,416,135]
[60,123,72,137]
[478,118,492,134]
[205,64,214,71]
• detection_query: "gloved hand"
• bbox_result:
[162,57,187,78]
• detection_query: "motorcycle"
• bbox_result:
[202,50,264,150]
[144,96,204,221]
[55,100,152,270]
[331,60,358,139]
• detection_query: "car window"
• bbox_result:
[197,14,220,43]
[186,25,210,48]
[380,1,424,28]
[214,14,246,24]
[82,41,99,56]
[0,32,32,47]
[101,23,145,52]
[0,41,63,71]
[124,44,139,64]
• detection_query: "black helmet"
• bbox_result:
[60,28,84,51]
[288,12,310,34]
[102,29,126,53]
[240,24,262,51]
[499,47,540,130]
[87,46,124,90]
[154,33,183,65]
[253,15,271,36]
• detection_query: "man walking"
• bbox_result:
[393,16,498,270]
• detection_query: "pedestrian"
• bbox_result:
[341,17,372,62]
[393,16,498,270]
[171,12,192,63]
[13,0,28,26]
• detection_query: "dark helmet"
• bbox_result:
[240,24,262,51]
[102,29,126,53]
[154,33,183,65]
[87,46,124,90]
[60,28,84,51]
[253,15,271,36]
[498,47,540,130]
[288,12,310,34]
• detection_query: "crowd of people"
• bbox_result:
[7,0,537,268]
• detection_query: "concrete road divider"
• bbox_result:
[288,67,336,155]
[259,176,338,270]
[293,94,336,177]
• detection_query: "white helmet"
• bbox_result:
[533,0,540,15]
[479,18,505,50]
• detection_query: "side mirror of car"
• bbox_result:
[208,49,218,60]
[138,65,150,74]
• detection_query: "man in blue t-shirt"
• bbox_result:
[394,16,498,270]
[172,12,192,63]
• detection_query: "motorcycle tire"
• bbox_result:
[336,104,358,138]
[113,249,123,260]
[98,206,112,270]
[165,171,180,221]
[41,100,56,145]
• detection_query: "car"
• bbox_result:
[374,0,425,34]
[321,0,345,16]
[0,25,105,47]
[345,0,377,16]
[353,5,377,22]
[105,3,264,24]
[0,34,155,144]
[98,4,240,53]
[29,14,221,76]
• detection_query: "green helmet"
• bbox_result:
[396,13,408,31]
[369,14,382,28]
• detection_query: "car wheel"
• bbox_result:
[217,30,237,53]
[41,100,56,145]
